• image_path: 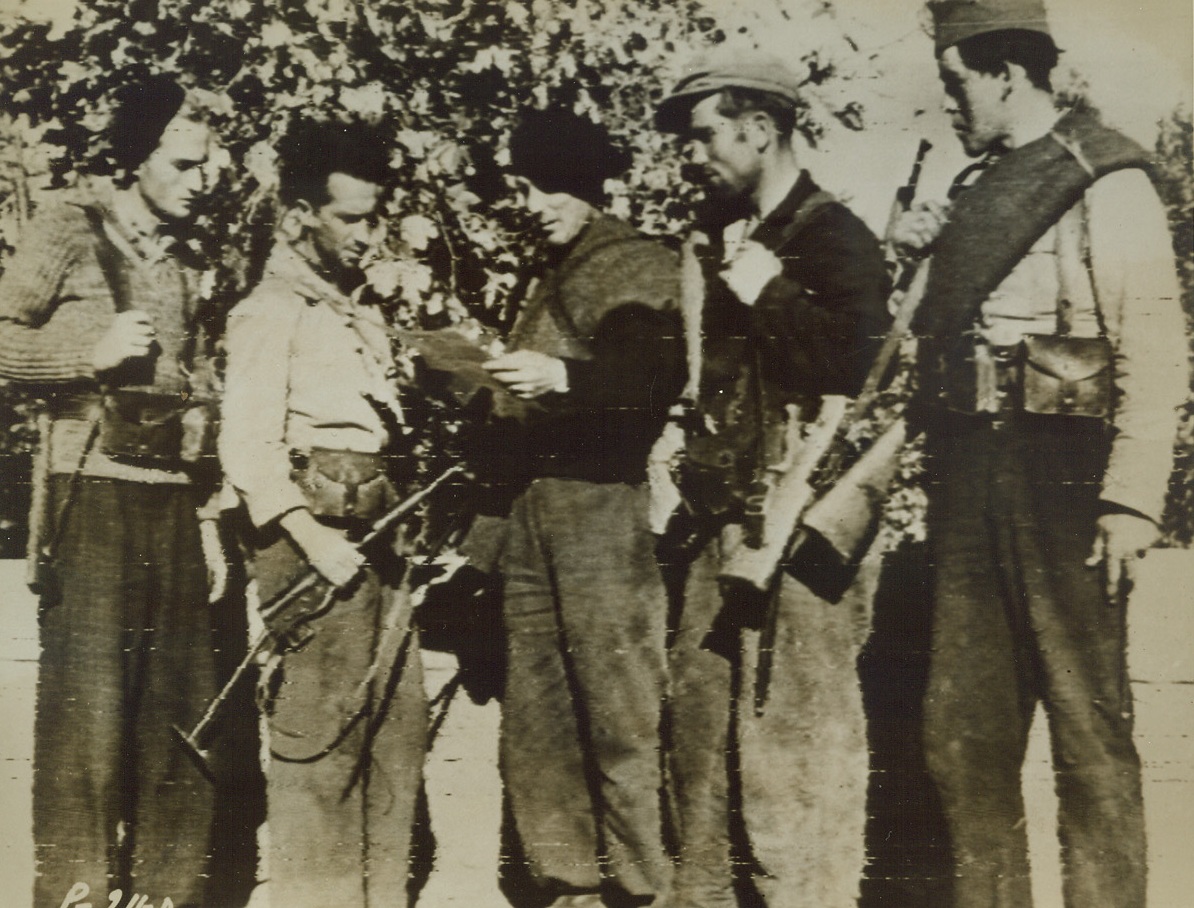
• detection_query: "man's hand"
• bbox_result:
[280,509,365,588]
[721,240,783,305]
[887,201,950,257]
[484,349,569,399]
[1086,512,1160,601]
[92,310,157,373]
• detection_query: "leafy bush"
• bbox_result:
[0,0,1188,555]
[1155,110,1194,545]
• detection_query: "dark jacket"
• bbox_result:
[475,215,685,488]
[685,171,892,510]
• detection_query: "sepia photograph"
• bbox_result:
[0,1,1190,907]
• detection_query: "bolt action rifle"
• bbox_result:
[721,140,935,716]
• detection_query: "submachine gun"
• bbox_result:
[172,462,465,781]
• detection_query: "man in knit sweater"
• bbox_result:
[471,107,684,908]
[0,77,222,907]
[888,2,1188,905]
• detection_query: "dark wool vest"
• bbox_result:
[914,111,1149,394]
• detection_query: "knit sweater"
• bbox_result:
[476,215,686,486]
[0,192,204,482]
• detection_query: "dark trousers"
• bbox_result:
[922,412,1145,908]
[254,527,428,908]
[33,478,216,908]
[499,478,672,904]
[665,532,873,908]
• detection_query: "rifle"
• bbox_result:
[887,139,934,294]
[888,139,933,229]
[172,462,465,781]
[718,397,849,591]
[729,140,936,716]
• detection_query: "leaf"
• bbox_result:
[400,213,438,252]
[260,20,295,48]
[340,82,388,119]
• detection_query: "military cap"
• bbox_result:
[654,51,802,134]
[928,0,1051,54]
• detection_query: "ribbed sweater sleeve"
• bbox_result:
[0,204,105,383]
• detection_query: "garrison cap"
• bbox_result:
[928,0,1051,54]
[654,51,802,134]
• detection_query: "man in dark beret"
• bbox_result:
[654,51,891,908]
[0,75,222,907]
[469,105,685,908]
[888,2,1188,905]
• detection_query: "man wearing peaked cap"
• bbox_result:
[885,2,1189,906]
[653,50,891,908]
[653,52,805,135]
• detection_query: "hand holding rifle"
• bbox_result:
[743,140,937,715]
[172,462,465,781]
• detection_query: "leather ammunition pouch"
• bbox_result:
[98,390,187,468]
[927,333,1112,421]
[1020,333,1112,419]
[289,448,394,520]
[49,390,216,471]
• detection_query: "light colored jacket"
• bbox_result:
[220,240,402,528]
[982,168,1187,523]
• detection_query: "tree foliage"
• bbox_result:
[0,1,1189,555]
[0,0,872,329]
[0,0,876,554]
[1154,109,1194,544]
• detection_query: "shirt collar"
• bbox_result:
[264,239,355,314]
[106,185,176,265]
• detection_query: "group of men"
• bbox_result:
[0,1,1185,907]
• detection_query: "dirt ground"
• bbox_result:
[2,552,1191,908]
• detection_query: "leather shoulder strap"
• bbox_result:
[771,190,836,248]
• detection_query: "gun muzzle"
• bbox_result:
[171,722,217,784]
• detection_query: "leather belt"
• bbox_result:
[46,393,103,422]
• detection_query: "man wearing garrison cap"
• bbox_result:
[887,2,1188,905]
[469,106,684,908]
[0,76,224,906]
[654,51,891,908]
